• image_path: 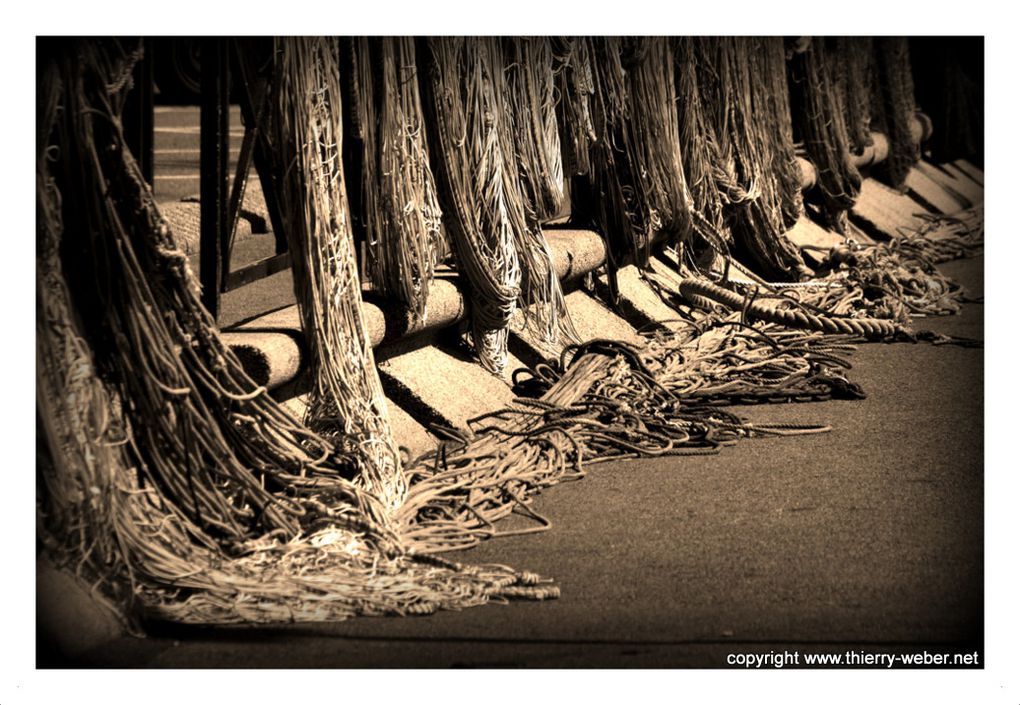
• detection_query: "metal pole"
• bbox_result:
[123,37,155,186]
[200,37,230,319]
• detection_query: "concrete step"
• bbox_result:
[786,215,876,267]
[951,159,983,185]
[376,332,523,433]
[904,166,970,215]
[918,161,984,208]
[852,178,935,239]
[280,390,437,460]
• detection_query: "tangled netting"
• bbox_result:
[385,212,986,555]
[793,37,924,223]
[38,36,982,632]
[688,36,808,281]
[342,37,447,324]
[560,37,695,298]
[418,37,576,374]
[500,38,578,347]
[37,37,559,629]
[257,37,406,510]
[869,37,921,191]
[828,36,874,157]
[808,207,983,321]
[789,37,862,234]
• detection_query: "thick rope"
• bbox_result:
[679,277,901,340]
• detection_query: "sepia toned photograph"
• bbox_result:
[29,24,991,687]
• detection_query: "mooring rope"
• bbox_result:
[679,277,901,340]
[675,211,983,348]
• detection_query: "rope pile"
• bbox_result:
[673,204,983,344]
[639,316,864,405]
[394,337,840,553]
[811,208,984,320]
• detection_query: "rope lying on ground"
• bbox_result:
[674,205,983,347]
[394,338,838,553]
[679,277,901,340]
[401,202,983,555]
[639,316,865,405]
[801,207,984,319]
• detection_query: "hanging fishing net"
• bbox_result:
[341,37,448,325]
[562,37,695,297]
[417,37,578,373]
[500,37,578,347]
[37,37,554,628]
[869,37,921,190]
[829,36,875,157]
[37,36,983,637]
[671,37,808,281]
[417,37,522,375]
[788,37,862,234]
